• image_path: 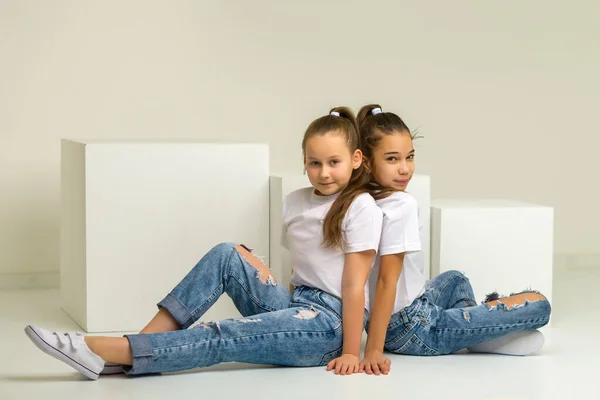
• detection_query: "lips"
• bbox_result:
[394,180,410,185]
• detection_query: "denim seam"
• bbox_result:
[398,334,440,356]
[124,333,153,374]
[385,320,418,348]
[392,334,430,355]
[319,346,343,365]
[316,292,343,321]
[432,316,550,334]
[150,329,338,352]
[158,293,195,329]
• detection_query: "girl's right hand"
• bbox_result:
[326,354,363,375]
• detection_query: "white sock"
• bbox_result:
[468,330,545,356]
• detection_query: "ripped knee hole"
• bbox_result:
[234,245,277,285]
[486,292,547,310]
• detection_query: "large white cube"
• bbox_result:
[61,140,269,333]
[268,174,431,286]
[406,174,431,280]
[430,199,554,306]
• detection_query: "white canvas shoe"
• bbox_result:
[24,325,106,380]
[468,330,545,356]
[101,362,125,375]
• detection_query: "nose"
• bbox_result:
[320,165,331,179]
[398,160,410,176]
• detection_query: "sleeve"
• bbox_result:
[343,195,384,254]
[379,195,421,256]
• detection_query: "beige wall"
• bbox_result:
[1,0,598,276]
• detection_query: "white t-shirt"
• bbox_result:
[283,188,383,309]
[368,191,426,314]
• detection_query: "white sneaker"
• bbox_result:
[24,325,106,380]
[468,330,545,356]
[101,362,125,375]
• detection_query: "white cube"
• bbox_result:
[406,174,431,280]
[431,199,554,307]
[61,140,270,333]
[268,174,431,286]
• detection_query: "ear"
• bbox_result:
[302,155,307,175]
[351,149,363,170]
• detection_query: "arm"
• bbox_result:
[341,249,377,357]
[361,193,421,375]
[326,249,375,375]
[326,194,383,375]
[362,253,404,374]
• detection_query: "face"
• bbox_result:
[304,131,362,196]
[370,131,415,191]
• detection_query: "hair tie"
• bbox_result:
[330,111,340,117]
[370,108,382,115]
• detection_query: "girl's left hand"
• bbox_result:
[360,350,391,375]
[326,354,363,375]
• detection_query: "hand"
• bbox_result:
[326,353,362,375]
[360,350,391,375]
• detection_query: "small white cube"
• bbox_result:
[61,140,270,332]
[431,199,554,307]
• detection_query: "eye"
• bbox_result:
[386,156,397,162]
[329,159,340,166]
[310,161,320,167]
[407,154,415,160]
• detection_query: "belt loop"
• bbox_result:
[400,309,409,324]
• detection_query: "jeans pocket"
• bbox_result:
[316,291,343,323]
[395,334,441,356]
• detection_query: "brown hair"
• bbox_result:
[302,106,372,249]
[357,104,414,200]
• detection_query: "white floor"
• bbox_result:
[1,263,599,400]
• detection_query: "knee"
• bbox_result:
[440,270,469,283]
[211,242,236,254]
[527,293,552,324]
[530,292,548,302]
[204,242,245,263]
[233,244,276,285]
[486,291,550,311]
[514,291,548,303]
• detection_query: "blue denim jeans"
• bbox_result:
[380,271,551,356]
[124,242,359,374]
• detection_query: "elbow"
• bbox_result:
[376,274,399,290]
[341,283,366,299]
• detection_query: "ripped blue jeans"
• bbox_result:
[381,271,551,356]
[124,242,355,374]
